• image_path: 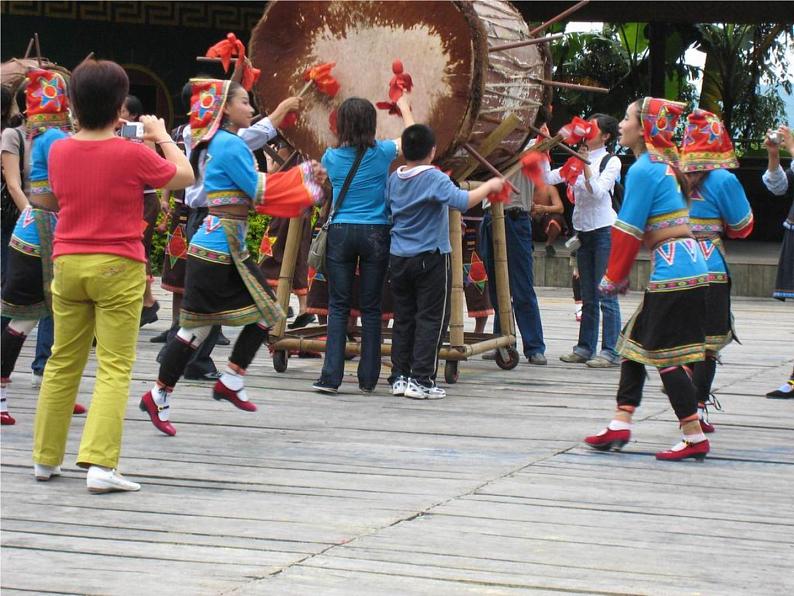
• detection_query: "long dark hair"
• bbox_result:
[589,113,619,152]
[189,80,245,178]
[336,97,376,150]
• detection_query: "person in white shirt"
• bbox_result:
[761,125,794,398]
[547,114,623,368]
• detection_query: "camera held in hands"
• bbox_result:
[767,131,781,146]
[119,122,144,141]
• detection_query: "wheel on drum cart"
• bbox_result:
[444,360,459,384]
[495,346,520,370]
[273,350,289,373]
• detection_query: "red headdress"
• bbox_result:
[189,78,231,147]
[639,97,686,166]
[679,109,738,173]
[25,68,72,138]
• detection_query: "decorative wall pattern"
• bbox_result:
[0,1,264,30]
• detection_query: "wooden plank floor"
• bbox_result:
[2,286,792,595]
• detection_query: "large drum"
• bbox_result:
[250,0,550,175]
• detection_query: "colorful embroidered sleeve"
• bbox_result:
[600,161,653,294]
[253,162,325,218]
[716,171,754,238]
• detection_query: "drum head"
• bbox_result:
[250,0,487,163]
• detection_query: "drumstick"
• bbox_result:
[196,56,240,64]
[34,33,42,66]
[528,77,609,94]
[528,0,590,37]
[23,38,34,59]
[462,143,518,194]
[526,124,591,164]
[488,33,566,53]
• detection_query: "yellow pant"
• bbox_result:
[33,254,145,469]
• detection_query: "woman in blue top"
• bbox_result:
[584,97,712,462]
[313,94,414,394]
[679,109,754,431]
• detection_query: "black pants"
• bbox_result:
[168,206,219,376]
[389,251,451,386]
[617,359,698,420]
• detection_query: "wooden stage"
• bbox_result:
[1,287,792,595]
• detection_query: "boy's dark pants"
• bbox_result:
[389,251,451,386]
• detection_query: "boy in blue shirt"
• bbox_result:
[387,124,504,399]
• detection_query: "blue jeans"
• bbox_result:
[574,226,620,361]
[480,211,545,357]
[32,316,54,374]
[320,223,390,389]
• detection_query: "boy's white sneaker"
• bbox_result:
[86,466,141,494]
[403,379,446,400]
[31,372,43,388]
[391,376,408,396]
[34,463,61,481]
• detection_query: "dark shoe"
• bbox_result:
[184,370,222,381]
[139,390,176,436]
[212,380,257,412]
[149,329,170,343]
[545,244,556,257]
[288,312,317,329]
[584,428,630,451]
[766,381,794,399]
[73,403,87,415]
[655,439,709,461]
[560,352,588,364]
[216,332,231,346]
[140,302,160,328]
[313,379,338,394]
[528,353,547,365]
[287,306,295,318]
[359,386,376,395]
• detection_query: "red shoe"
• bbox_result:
[699,418,715,434]
[1,412,16,426]
[73,403,87,415]
[584,427,630,451]
[212,380,257,412]
[655,439,709,461]
[138,390,176,436]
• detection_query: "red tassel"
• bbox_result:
[487,183,511,204]
[559,156,585,185]
[520,152,546,190]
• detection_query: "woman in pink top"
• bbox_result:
[32,60,194,493]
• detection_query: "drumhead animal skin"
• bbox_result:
[250,0,548,174]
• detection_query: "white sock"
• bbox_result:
[220,368,244,391]
[150,384,171,421]
[1,391,8,413]
[607,419,632,431]
[775,380,794,394]
[683,432,707,444]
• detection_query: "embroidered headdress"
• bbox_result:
[679,109,738,173]
[639,97,686,166]
[26,68,72,138]
[189,78,231,146]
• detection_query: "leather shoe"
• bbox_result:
[138,390,176,436]
[184,370,222,381]
[139,302,160,328]
[149,329,170,343]
[584,427,630,451]
[655,439,709,461]
[288,312,317,329]
[216,332,231,346]
[212,380,257,411]
[1,412,16,425]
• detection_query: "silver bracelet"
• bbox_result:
[156,139,176,146]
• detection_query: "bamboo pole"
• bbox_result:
[489,33,566,53]
[196,56,240,64]
[34,33,42,67]
[462,143,518,193]
[271,217,304,340]
[528,0,590,36]
[448,210,465,349]
[490,201,515,338]
[529,77,609,94]
[526,123,591,163]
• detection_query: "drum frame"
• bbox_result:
[267,117,526,382]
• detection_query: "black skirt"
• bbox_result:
[161,200,189,294]
[617,285,708,367]
[773,224,794,301]
[703,276,733,352]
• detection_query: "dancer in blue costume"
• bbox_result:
[584,97,712,461]
[679,109,753,428]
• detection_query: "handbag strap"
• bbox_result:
[15,128,24,174]
[329,146,366,223]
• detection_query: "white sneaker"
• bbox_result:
[31,372,43,388]
[403,379,446,400]
[86,466,141,494]
[34,463,61,481]
[391,376,408,396]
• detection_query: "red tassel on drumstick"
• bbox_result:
[377,59,413,115]
[204,33,261,91]
[282,62,340,129]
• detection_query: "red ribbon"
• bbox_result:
[205,33,261,91]
[558,116,600,145]
[488,183,511,204]
[377,59,413,116]
[304,62,340,97]
[559,156,585,186]
[520,152,547,190]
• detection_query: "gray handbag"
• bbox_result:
[307,147,366,274]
